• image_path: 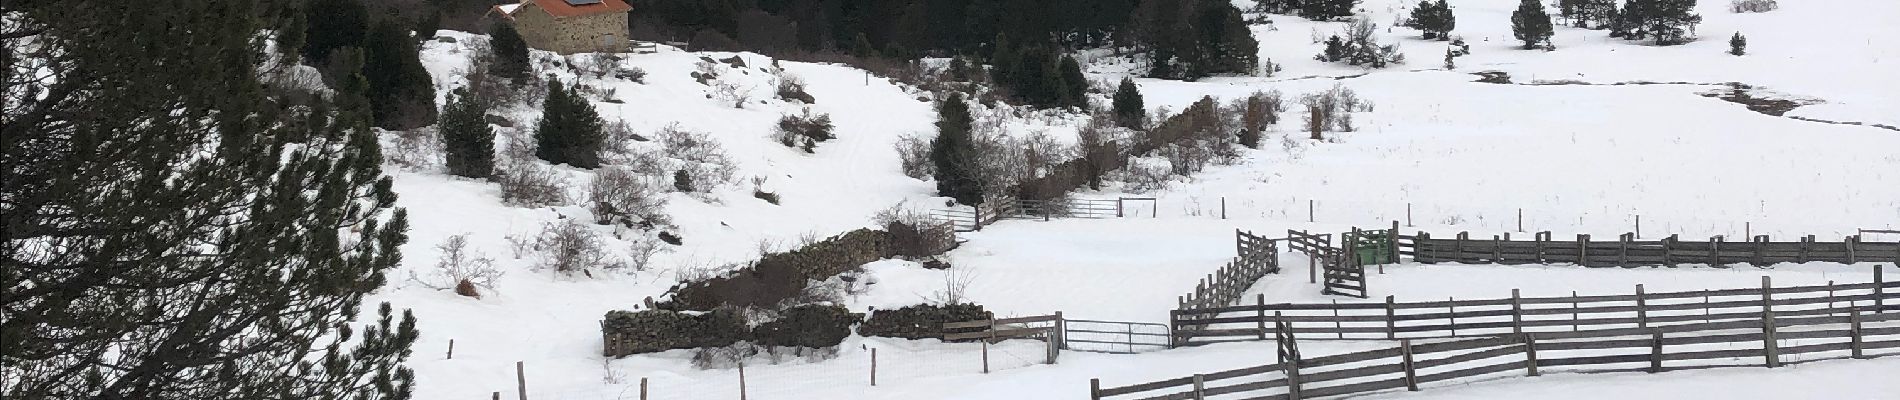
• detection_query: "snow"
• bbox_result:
[383,0,1900,397]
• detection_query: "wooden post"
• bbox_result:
[1535,232,1547,263]
[1850,310,1865,359]
[447,339,455,360]
[1523,333,1541,376]
[1663,235,1675,265]
[1635,215,1641,239]
[1333,300,1344,339]
[515,361,528,400]
[640,377,648,400]
[1391,220,1402,265]
[1447,297,1459,337]
[1257,294,1268,340]
[1650,330,1664,373]
[1406,203,1413,227]
[1620,233,1632,267]
[1571,291,1580,332]
[1284,356,1303,400]
[1745,222,1751,239]
[1761,276,1779,368]
[493,392,500,400]
[1578,234,1591,266]
[1385,295,1398,340]
[1847,235,1858,264]
[1511,289,1524,334]
[738,362,748,400]
[981,340,990,373]
[1517,208,1523,232]
[1220,197,1226,220]
[1090,378,1101,400]
[1308,249,1317,284]
[1400,339,1419,391]
[1877,266,1886,313]
[1828,280,1837,314]
[871,348,878,386]
[1456,232,1467,262]
[1636,284,1648,328]
[1191,374,1205,400]
[1711,236,1722,266]
[1799,235,1812,263]
[1308,199,1315,223]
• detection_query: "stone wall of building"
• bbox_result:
[512,6,628,54]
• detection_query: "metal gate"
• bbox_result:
[1062,319,1172,354]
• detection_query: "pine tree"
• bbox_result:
[440,89,497,178]
[534,78,607,168]
[1641,0,1702,45]
[1112,77,1147,128]
[1058,56,1089,108]
[1405,0,1455,40]
[489,21,532,87]
[1511,0,1555,49]
[363,19,438,130]
[1729,32,1746,55]
[301,0,370,64]
[930,93,983,206]
[275,4,309,65]
[5,2,416,398]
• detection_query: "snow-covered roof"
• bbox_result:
[497,4,522,14]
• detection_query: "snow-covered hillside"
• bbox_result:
[377,0,1898,398]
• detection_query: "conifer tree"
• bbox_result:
[1405,0,1456,40]
[489,21,532,87]
[4,2,417,398]
[1511,0,1555,49]
[930,93,983,206]
[440,89,497,178]
[363,19,438,130]
[1729,32,1746,56]
[1113,77,1147,128]
[1059,56,1089,108]
[302,0,370,64]
[534,79,607,168]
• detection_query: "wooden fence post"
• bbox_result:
[871,348,878,386]
[1456,232,1468,262]
[1220,197,1226,220]
[1847,235,1858,264]
[1333,300,1344,339]
[1711,236,1722,266]
[1517,208,1523,232]
[1570,291,1580,332]
[981,340,990,374]
[1636,284,1648,328]
[1523,333,1541,377]
[493,392,500,400]
[1284,357,1303,400]
[447,339,455,360]
[1257,294,1268,340]
[1634,215,1642,239]
[640,377,648,400]
[1620,233,1632,267]
[1400,339,1419,391]
[1761,276,1779,368]
[515,361,528,400]
[1385,295,1398,340]
[1536,232,1549,263]
[1578,234,1590,266]
[1663,235,1676,265]
[1192,374,1205,400]
[1878,266,1887,313]
[1850,310,1865,359]
[1447,297,1459,337]
[739,362,748,400]
[1511,289,1524,335]
[1650,330,1664,373]
[1090,378,1101,400]
[1308,199,1314,223]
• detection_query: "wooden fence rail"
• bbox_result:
[1173,230,1282,343]
[942,313,1064,366]
[1173,271,1896,345]
[1098,308,1900,400]
[1409,232,1900,267]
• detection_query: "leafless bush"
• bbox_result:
[657,124,737,192]
[873,202,954,258]
[711,79,751,109]
[496,159,567,207]
[691,343,759,370]
[413,234,502,298]
[773,109,834,151]
[1300,84,1367,139]
[893,132,933,179]
[1115,155,1174,192]
[925,268,977,306]
[534,220,613,274]
[623,66,648,84]
[574,53,623,79]
[625,234,667,272]
[386,128,442,170]
[775,74,815,104]
[1729,0,1777,13]
[588,166,668,228]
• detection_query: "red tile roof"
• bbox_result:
[528,0,630,18]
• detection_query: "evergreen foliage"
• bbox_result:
[1511,0,1556,49]
[363,19,438,130]
[1298,0,1359,21]
[1619,0,1703,45]
[1314,20,1406,68]
[988,44,1089,108]
[4,1,417,398]
[930,93,983,206]
[1404,0,1456,40]
[1112,77,1147,129]
[1137,0,1260,81]
[302,0,371,65]
[534,79,607,169]
[1729,32,1746,55]
[439,89,497,178]
[488,21,533,87]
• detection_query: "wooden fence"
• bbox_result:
[1178,230,1281,312]
[1098,305,1900,400]
[1408,231,1900,266]
[943,313,1064,367]
[1171,272,1895,345]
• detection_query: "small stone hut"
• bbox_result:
[490,0,630,54]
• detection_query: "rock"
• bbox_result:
[719,55,747,68]
[436,36,458,43]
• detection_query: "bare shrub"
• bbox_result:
[534,220,612,274]
[413,234,502,298]
[575,53,623,80]
[496,159,567,207]
[773,109,835,151]
[657,124,737,192]
[1115,155,1174,192]
[775,74,815,104]
[588,166,668,228]
[893,132,933,179]
[873,202,955,259]
[1299,84,1366,139]
[623,66,648,84]
[710,79,751,108]
[1729,0,1777,13]
[691,342,759,370]
[386,128,442,170]
[625,234,667,272]
[925,268,976,306]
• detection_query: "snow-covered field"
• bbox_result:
[381,0,1899,398]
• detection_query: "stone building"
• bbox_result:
[491,0,630,54]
